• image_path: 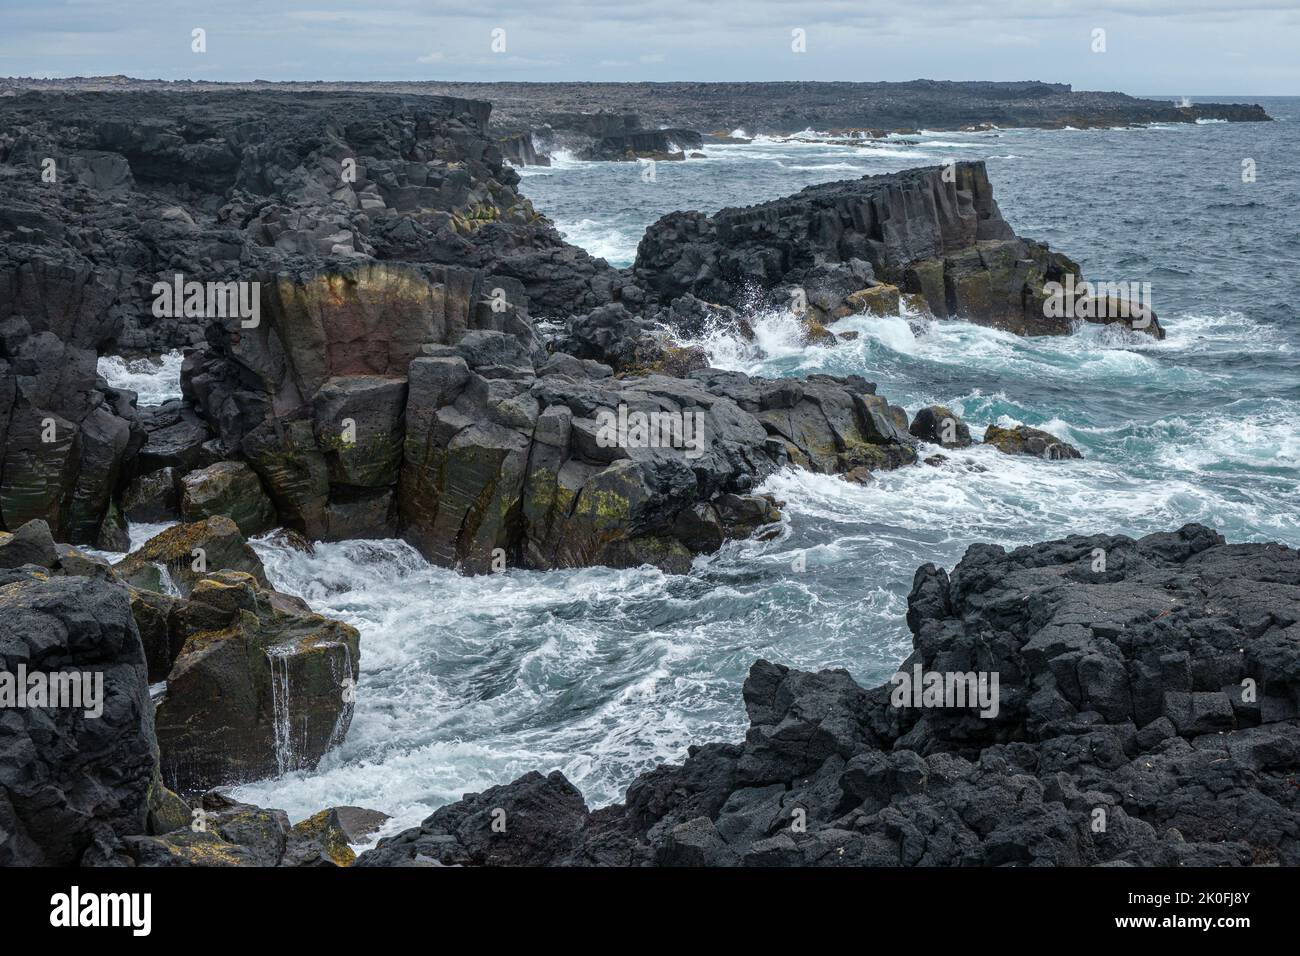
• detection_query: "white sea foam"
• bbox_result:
[97,350,184,405]
[554,217,637,264]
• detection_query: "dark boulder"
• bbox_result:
[982,423,1082,460]
[115,516,268,596]
[0,576,157,865]
[179,461,277,537]
[356,770,589,867]
[910,405,973,448]
[153,570,360,795]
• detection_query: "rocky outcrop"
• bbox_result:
[0,573,157,865]
[115,516,268,596]
[360,524,1300,867]
[983,424,1082,460]
[525,112,704,163]
[122,791,370,867]
[153,568,359,795]
[0,90,630,550]
[0,517,369,864]
[2,89,1153,574]
[397,335,919,573]
[635,161,1162,338]
[909,405,972,448]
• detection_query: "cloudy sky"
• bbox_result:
[2,0,1296,95]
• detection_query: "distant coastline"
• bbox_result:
[0,76,1272,137]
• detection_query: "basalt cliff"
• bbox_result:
[0,90,1150,569]
[1,87,1250,869]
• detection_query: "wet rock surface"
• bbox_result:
[153,568,360,795]
[634,161,1162,339]
[0,518,369,865]
[359,524,1300,867]
[1,90,1153,568]
[983,424,1083,460]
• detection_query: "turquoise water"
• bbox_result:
[227,100,1300,838]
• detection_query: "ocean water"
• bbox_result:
[204,99,1298,839]
[98,350,185,405]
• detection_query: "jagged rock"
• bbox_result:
[331,806,391,844]
[136,401,214,476]
[362,523,1300,867]
[556,303,667,372]
[633,162,1141,338]
[122,467,180,522]
[983,424,1082,460]
[399,345,916,573]
[153,570,360,794]
[0,576,157,865]
[56,542,118,580]
[909,405,973,448]
[282,809,360,867]
[0,517,58,569]
[128,586,181,683]
[124,792,381,867]
[125,792,290,867]
[840,284,902,319]
[356,770,589,867]
[115,516,268,596]
[180,461,277,537]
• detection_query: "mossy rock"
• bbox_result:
[180,461,277,537]
[283,809,358,867]
[842,284,902,318]
[983,424,1082,460]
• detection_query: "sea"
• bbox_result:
[98,96,1300,843]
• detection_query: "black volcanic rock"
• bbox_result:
[3,77,1269,135]
[0,91,935,569]
[634,161,1162,338]
[0,89,1158,570]
[355,770,589,867]
[360,524,1300,867]
[0,575,158,866]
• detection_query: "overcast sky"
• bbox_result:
[1,0,1295,96]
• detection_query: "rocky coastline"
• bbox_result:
[357,524,1300,867]
[0,84,1288,868]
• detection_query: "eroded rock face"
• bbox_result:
[0,90,615,548]
[0,519,370,864]
[153,570,360,795]
[0,575,157,866]
[115,516,268,596]
[0,247,143,546]
[634,161,1162,338]
[361,524,1300,867]
[398,341,911,573]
